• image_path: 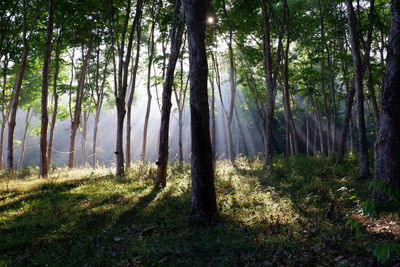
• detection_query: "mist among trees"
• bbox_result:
[1,0,400,265]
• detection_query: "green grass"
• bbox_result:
[0,155,399,266]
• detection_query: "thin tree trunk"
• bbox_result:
[261,0,275,166]
[346,0,370,179]
[18,108,33,170]
[80,110,89,166]
[7,2,31,170]
[141,18,155,162]
[0,56,10,170]
[115,0,143,176]
[47,34,62,167]
[126,13,143,166]
[306,99,309,155]
[68,43,92,169]
[374,0,400,197]
[40,0,54,177]
[185,0,217,223]
[155,0,185,188]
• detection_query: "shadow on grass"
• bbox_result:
[1,159,399,266]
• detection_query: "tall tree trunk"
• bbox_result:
[47,34,62,167]
[336,82,355,164]
[18,108,33,170]
[0,56,10,170]
[92,50,108,168]
[174,50,188,169]
[346,0,370,179]
[115,0,143,176]
[80,110,89,166]
[155,0,185,188]
[40,0,54,178]
[185,0,217,223]
[226,30,236,162]
[7,8,29,170]
[306,99,309,155]
[210,67,216,162]
[261,0,275,166]
[141,18,155,162]
[126,15,143,166]
[68,43,92,169]
[374,0,400,197]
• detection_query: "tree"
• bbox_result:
[374,0,400,197]
[261,0,275,167]
[40,0,55,178]
[346,0,370,179]
[185,0,217,223]
[155,0,185,188]
[68,42,92,169]
[113,0,143,177]
[7,0,42,170]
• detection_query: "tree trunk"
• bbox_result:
[155,0,185,188]
[0,56,10,170]
[17,108,33,170]
[40,0,54,178]
[226,30,236,162]
[374,0,400,197]
[80,110,89,166]
[261,0,275,167]
[336,83,355,164]
[126,14,143,166]
[141,18,155,162]
[68,44,92,169]
[7,24,29,170]
[346,0,370,179]
[185,0,217,223]
[115,0,143,177]
[47,34,62,167]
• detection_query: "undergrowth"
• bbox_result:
[0,155,399,266]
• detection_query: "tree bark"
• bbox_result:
[141,17,155,162]
[374,0,400,197]
[0,55,10,170]
[47,34,62,167]
[126,10,143,166]
[17,108,33,170]
[114,0,143,176]
[68,43,92,169]
[155,0,185,188]
[185,0,217,223]
[261,0,276,167]
[40,0,54,177]
[346,0,370,179]
[7,5,30,170]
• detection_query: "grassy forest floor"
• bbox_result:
[0,155,399,266]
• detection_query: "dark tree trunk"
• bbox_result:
[126,13,143,166]
[155,0,185,188]
[261,0,276,167]
[185,0,217,223]
[141,17,155,162]
[68,44,92,169]
[346,0,370,179]
[40,0,54,178]
[226,30,236,162]
[174,49,189,169]
[0,56,10,170]
[47,34,62,167]
[7,11,29,170]
[115,0,143,177]
[374,0,400,197]
[80,110,89,165]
